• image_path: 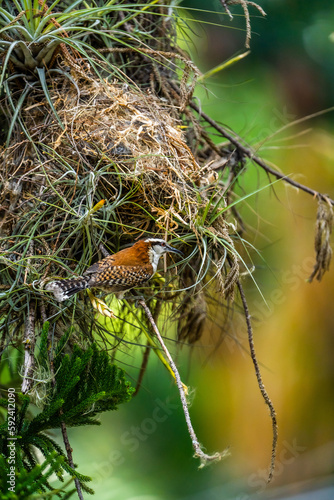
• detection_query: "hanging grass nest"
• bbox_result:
[0,0,252,365]
[0,71,241,353]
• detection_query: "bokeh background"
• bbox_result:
[64,1,334,498]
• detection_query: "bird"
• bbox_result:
[45,238,183,302]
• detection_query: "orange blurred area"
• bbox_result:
[189,126,334,497]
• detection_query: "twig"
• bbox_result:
[60,414,84,500]
[139,299,229,467]
[178,87,334,206]
[133,343,150,397]
[220,1,266,48]
[220,0,234,20]
[47,328,84,500]
[99,242,111,258]
[236,279,278,483]
[21,302,36,394]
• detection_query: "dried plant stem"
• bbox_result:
[220,1,266,48]
[97,46,199,77]
[220,0,234,20]
[236,279,278,483]
[133,343,151,397]
[47,332,84,500]
[139,299,228,467]
[21,302,36,394]
[308,197,333,282]
[187,98,334,206]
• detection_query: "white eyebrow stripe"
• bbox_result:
[144,238,166,244]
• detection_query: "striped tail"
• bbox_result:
[45,277,89,302]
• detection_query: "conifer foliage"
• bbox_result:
[1,323,133,497]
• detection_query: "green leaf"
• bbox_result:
[36,67,64,130]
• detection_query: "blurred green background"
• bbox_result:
[58,2,334,498]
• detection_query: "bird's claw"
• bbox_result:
[87,290,115,318]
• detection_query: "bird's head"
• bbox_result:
[144,238,183,272]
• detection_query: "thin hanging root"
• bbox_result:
[139,299,229,467]
[87,290,115,318]
[236,280,278,483]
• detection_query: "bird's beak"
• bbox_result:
[165,244,183,257]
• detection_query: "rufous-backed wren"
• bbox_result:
[46,238,183,302]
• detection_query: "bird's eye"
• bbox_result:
[160,242,166,247]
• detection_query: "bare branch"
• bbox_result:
[133,343,150,397]
[47,329,84,499]
[139,299,229,467]
[60,413,84,500]
[236,279,278,483]
[188,98,334,206]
